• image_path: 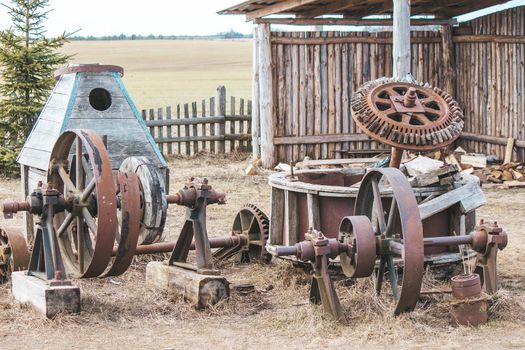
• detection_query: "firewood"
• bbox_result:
[511,170,524,181]
[491,170,503,179]
[501,170,513,181]
[504,181,525,189]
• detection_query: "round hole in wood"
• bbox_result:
[89,88,112,111]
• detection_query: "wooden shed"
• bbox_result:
[220,1,525,167]
[17,64,168,238]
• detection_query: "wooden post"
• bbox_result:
[148,108,155,138]
[258,23,275,168]
[392,0,411,78]
[184,104,190,155]
[192,102,198,153]
[390,0,411,167]
[216,86,226,153]
[252,26,261,160]
[230,96,236,152]
[20,165,34,242]
[166,106,173,155]
[157,107,164,154]
[504,138,515,164]
[440,25,456,96]
[209,96,216,153]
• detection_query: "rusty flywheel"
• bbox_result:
[351,78,464,151]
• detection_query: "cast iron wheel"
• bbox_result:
[49,129,117,278]
[355,168,424,314]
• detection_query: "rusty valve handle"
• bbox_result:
[2,200,30,218]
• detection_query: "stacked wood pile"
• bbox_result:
[476,163,525,189]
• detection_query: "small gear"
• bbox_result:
[351,77,464,151]
[236,203,271,263]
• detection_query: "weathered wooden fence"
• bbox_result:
[142,86,252,156]
[455,7,525,161]
[269,30,445,163]
[252,6,525,165]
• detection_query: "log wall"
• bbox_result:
[270,30,445,162]
[259,6,525,164]
[455,6,525,160]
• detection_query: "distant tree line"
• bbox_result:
[71,30,251,41]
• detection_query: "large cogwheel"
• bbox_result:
[351,77,464,151]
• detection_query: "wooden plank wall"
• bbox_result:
[270,30,445,162]
[455,7,525,160]
[268,7,525,163]
[141,87,252,156]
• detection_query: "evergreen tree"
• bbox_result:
[0,0,71,176]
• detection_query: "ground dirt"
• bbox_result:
[0,157,524,350]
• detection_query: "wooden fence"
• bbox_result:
[252,6,525,165]
[455,6,525,161]
[141,86,252,156]
[269,30,446,163]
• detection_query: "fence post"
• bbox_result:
[166,106,173,155]
[216,85,226,153]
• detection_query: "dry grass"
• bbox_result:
[59,40,252,109]
[0,158,525,349]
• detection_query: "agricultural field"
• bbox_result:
[60,40,253,109]
[0,156,524,349]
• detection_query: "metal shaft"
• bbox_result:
[423,235,473,247]
[113,235,243,256]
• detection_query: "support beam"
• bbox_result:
[390,0,411,168]
[257,23,275,168]
[392,0,411,78]
[297,0,362,19]
[255,17,456,26]
[251,26,261,160]
[246,0,318,21]
[440,25,456,96]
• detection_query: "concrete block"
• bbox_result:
[11,271,80,318]
[146,261,229,309]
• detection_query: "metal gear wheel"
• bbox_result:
[351,77,464,151]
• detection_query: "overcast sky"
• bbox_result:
[0,0,524,37]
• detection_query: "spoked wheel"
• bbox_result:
[233,204,270,263]
[0,228,30,281]
[119,156,167,245]
[355,168,424,314]
[49,129,117,278]
[101,171,143,277]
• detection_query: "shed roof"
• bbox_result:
[219,0,509,21]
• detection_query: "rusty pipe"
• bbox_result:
[113,234,243,256]
[389,148,404,168]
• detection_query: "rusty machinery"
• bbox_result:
[2,129,270,286]
[0,228,30,282]
[351,77,464,167]
[268,168,507,321]
[266,79,506,322]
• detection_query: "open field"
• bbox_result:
[0,156,524,349]
[60,40,253,109]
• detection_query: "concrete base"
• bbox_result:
[146,261,229,309]
[11,271,81,318]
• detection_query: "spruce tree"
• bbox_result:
[0,0,71,176]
